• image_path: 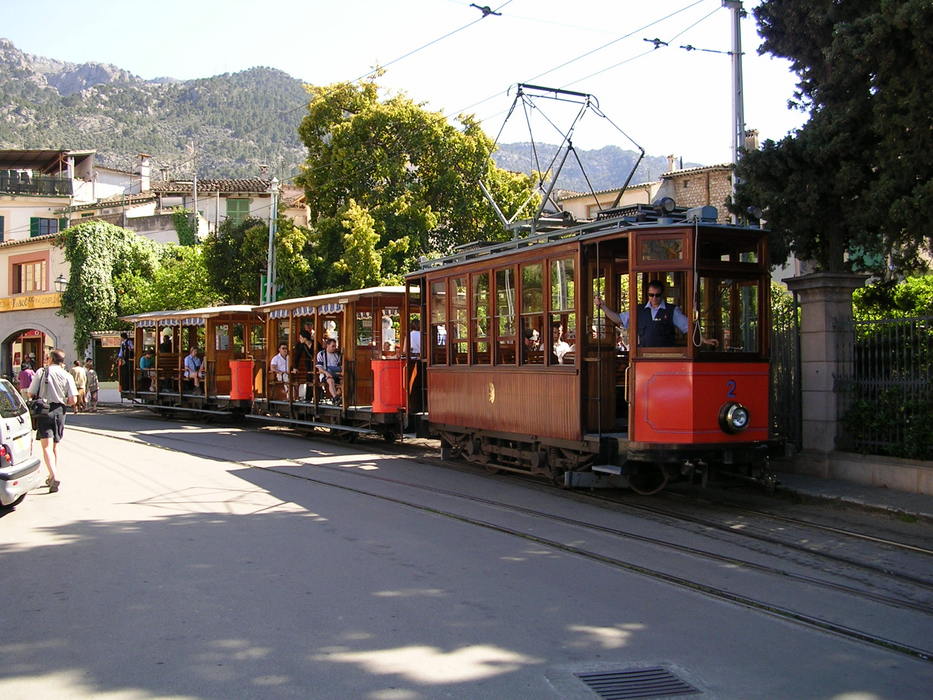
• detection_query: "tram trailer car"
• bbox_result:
[120,306,265,416]
[406,202,774,493]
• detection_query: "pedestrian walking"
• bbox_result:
[28,349,78,493]
[85,359,99,412]
[17,361,35,399]
[70,360,88,413]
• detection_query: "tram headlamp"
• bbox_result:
[719,402,750,434]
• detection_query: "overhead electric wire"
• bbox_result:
[446,0,710,120]
[560,4,722,89]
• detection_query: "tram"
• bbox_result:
[120,287,418,442]
[405,201,773,492]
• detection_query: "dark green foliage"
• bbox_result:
[841,390,933,461]
[732,0,933,274]
[202,214,319,303]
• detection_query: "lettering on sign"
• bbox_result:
[0,293,63,313]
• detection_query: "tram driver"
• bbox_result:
[595,280,718,348]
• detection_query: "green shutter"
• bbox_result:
[59,217,69,232]
[0,215,4,242]
[30,217,39,237]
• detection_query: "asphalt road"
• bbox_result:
[1,410,931,699]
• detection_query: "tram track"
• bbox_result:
[73,419,933,663]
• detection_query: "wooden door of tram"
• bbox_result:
[582,239,630,435]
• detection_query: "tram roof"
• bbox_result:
[256,286,406,311]
[120,305,258,323]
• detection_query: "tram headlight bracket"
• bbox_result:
[719,402,750,434]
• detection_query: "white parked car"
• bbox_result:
[0,378,43,507]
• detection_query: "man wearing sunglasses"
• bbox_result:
[596,280,716,348]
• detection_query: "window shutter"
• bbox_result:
[30,217,39,237]
[59,217,69,232]
[0,215,4,242]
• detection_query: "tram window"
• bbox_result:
[249,324,265,352]
[520,264,544,365]
[550,258,576,365]
[276,319,289,347]
[633,272,687,349]
[450,277,468,365]
[639,236,685,263]
[549,313,576,364]
[495,268,516,364]
[158,326,174,353]
[322,318,338,344]
[472,272,490,364]
[697,277,760,353]
[591,269,610,344]
[142,329,157,354]
[356,310,373,347]
[380,307,400,357]
[698,236,759,264]
[215,324,230,351]
[430,280,447,365]
[232,324,245,356]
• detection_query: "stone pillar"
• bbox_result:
[784,272,867,471]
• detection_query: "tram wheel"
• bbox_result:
[629,462,669,496]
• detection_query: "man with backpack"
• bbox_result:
[28,349,77,493]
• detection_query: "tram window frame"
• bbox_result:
[494,267,516,365]
[249,324,265,353]
[450,276,469,365]
[696,274,763,356]
[429,279,448,365]
[356,309,374,348]
[380,306,400,358]
[520,262,545,365]
[632,271,689,356]
[232,323,246,357]
[637,233,687,265]
[215,323,231,351]
[549,257,577,366]
[471,271,491,365]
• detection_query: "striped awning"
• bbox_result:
[182,317,205,326]
[318,303,344,314]
[268,309,289,319]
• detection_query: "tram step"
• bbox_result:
[592,464,623,475]
[245,413,377,435]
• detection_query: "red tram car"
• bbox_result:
[405,203,773,492]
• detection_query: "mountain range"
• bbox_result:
[0,38,694,191]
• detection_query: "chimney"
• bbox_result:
[137,153,151,193]
[666,155,677,172]
[744,129,760,152]
[258,164,269,177]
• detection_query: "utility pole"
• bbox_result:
[265,177,279,304]
[723,0,745,222]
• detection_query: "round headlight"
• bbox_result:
[719,402,750,434]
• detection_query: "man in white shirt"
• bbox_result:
[409,318,422,356]
[269,343,289,399]
[28,349,78,493]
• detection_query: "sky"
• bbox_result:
[0,0,808,166]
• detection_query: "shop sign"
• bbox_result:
[0,293,62,313]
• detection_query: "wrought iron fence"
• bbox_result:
[770,294,801,450]
[835,316,933,459]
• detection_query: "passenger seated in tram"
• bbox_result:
[269,343,290,400]
[551,324,574,364]
[184,346,205,389]
[595,280,718,348]
[315,338,343,403]
[138,350,155,391]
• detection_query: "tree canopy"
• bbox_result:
[295,79,538,291]
[202,214,318,304]
[733,0,933,274]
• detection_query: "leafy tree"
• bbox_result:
[296,79,538,290]
[119,244,223,315]
[58,220,159,351]
[202,214,319,303]
[732,0,933,274]
[853,274,933,320]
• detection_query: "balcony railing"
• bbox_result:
[0,171,73,196]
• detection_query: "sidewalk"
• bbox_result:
[776,470,933,521]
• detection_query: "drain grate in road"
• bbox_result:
[574,667,700,699]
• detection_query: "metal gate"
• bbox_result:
[770,291,801,451]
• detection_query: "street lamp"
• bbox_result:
[54,274,69,293]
